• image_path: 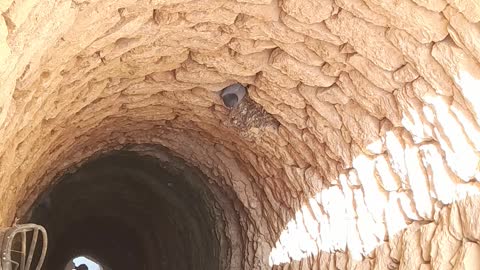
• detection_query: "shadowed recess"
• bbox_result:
[27,146,236,270]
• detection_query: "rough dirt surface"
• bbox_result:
[1,0,480,269]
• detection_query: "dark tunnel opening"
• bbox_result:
[25,145,236,270]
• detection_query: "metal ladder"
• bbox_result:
[0,224,48,270]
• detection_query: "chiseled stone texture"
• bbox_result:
[0,0,480,269]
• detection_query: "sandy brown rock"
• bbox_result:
[326,10,405,71]
[412,0,447,12]
[447,0,480,22]
[281,0,336,24]
[273,41,326,67]
[334,0,389,26]
[348,54,401,92]
[269,48,336,87]
[432,38,480,122]
[387,28,456,96]
[453,242,480,270]
[444,7,480,63]
[279,12,342,46]
[364,0,449,43]
[337,71,402,125]
[0,0,480,269]
[393,63,420,83]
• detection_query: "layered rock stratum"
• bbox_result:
[1,0,480,269]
